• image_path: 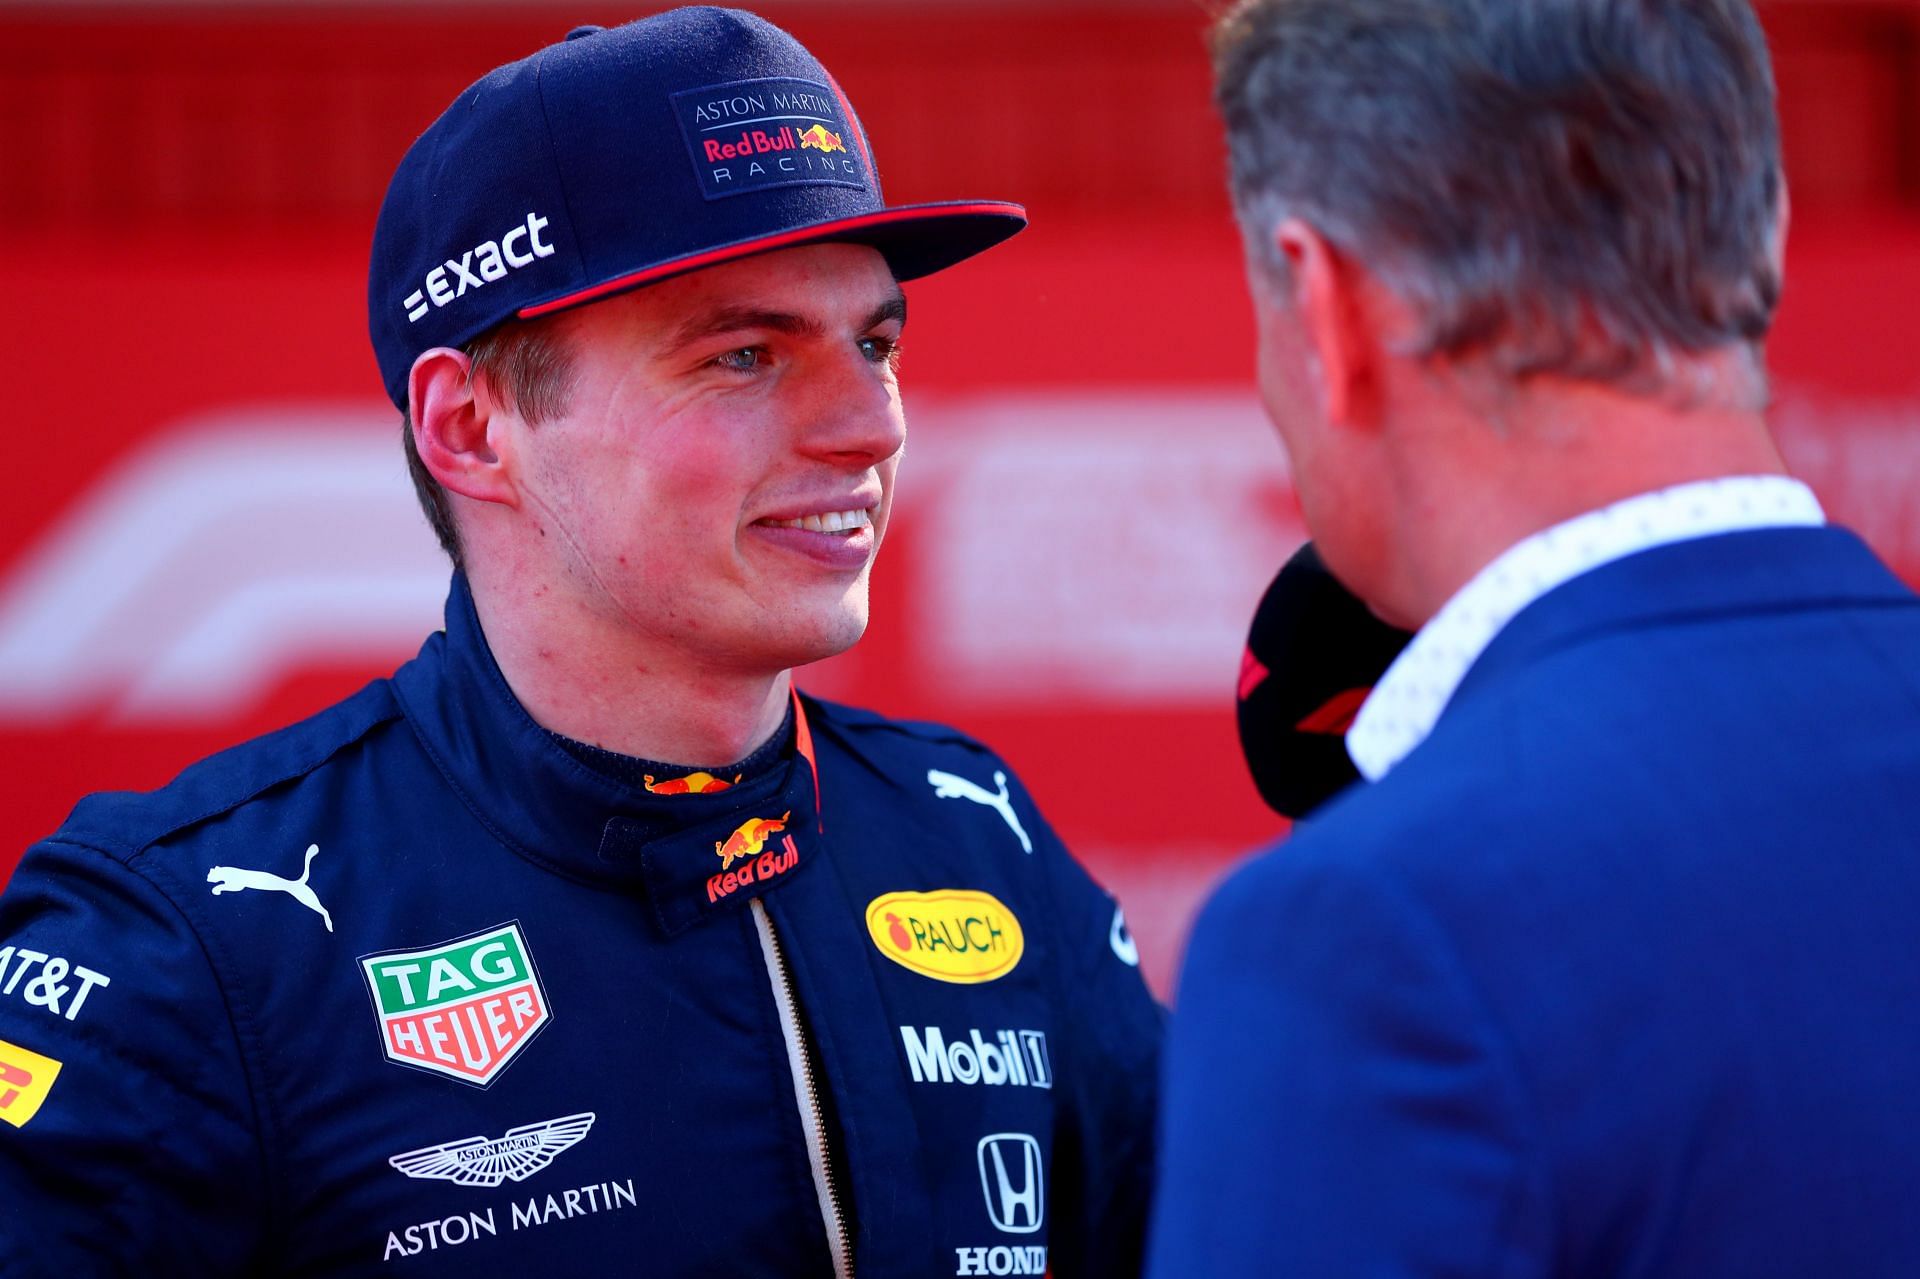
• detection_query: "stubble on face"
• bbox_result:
[507,244,909,680]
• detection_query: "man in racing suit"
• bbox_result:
[0,9,1161,1276]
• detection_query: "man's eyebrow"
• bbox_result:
[864,289,908,333]
[667,306,818,351]
[664,287,908,353]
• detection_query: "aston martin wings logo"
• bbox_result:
[388,1112,596,1188]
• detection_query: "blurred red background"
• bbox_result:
[3,1,1919,997]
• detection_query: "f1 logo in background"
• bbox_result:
[977,1132,1044,1234]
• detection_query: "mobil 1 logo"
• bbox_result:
[900,1026,1051,1089]
[359,922,551,1088]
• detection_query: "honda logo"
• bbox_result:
[976,1132,1044,1234]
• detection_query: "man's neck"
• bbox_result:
[1389,372,1787,626]
[464,571,792,767]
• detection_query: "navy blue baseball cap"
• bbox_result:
[369,6,1027,408]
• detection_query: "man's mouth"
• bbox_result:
[758,508,873,536]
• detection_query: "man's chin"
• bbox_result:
[753,601,870,672]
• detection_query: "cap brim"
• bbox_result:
[518,200,1027,319]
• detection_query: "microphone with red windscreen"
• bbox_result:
[1237,543,1414,819]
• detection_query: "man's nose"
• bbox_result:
[796,349,907,466]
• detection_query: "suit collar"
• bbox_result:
[1349,477,1825,780]
[1452,524,1912,712]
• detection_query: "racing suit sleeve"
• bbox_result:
[1031,807,1165,1279]
[0,838,268,1276]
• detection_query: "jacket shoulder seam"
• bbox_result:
[76,692,404,855]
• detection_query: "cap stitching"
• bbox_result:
[530,44,592,291]
[823,70,876,174]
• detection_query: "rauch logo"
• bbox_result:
[864,890,1025,984]
[360,922,550,1087]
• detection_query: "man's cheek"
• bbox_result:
[624,438,739,512]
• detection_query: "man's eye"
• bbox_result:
[860,336,902,368]
[714,347,767,373]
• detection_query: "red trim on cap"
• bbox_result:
[516,202,1026,318]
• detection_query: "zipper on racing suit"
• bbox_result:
[751,898,853,1278]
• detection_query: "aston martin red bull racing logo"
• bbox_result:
[671,75,865,201]
[360,922,551,1087]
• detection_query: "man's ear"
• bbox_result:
[1767,177,1790,283]
[1274,218,1380,430]
[408,348,521,509]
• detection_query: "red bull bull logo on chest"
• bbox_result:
[715,812,790,870]
[707,831,802,904]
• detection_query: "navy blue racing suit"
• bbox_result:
[0,575,1161,1276]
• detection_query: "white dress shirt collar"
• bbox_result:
[1346,475,1826,782]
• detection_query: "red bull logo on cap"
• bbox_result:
[703,126,801,163]
[797,124,846,154]
[672,75,865,201]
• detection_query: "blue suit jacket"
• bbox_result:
[1150,527,1920,1277]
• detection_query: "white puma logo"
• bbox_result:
[927,768,1033,854]
[1109,905,1139,967]
[207,843,334,932]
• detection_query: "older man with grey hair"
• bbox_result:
[1149,1,1920,1275]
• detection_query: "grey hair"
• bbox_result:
[1212,0,1784,390]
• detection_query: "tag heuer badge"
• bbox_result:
[360,922,551,1087]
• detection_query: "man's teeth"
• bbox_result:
[765,509,873,534]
